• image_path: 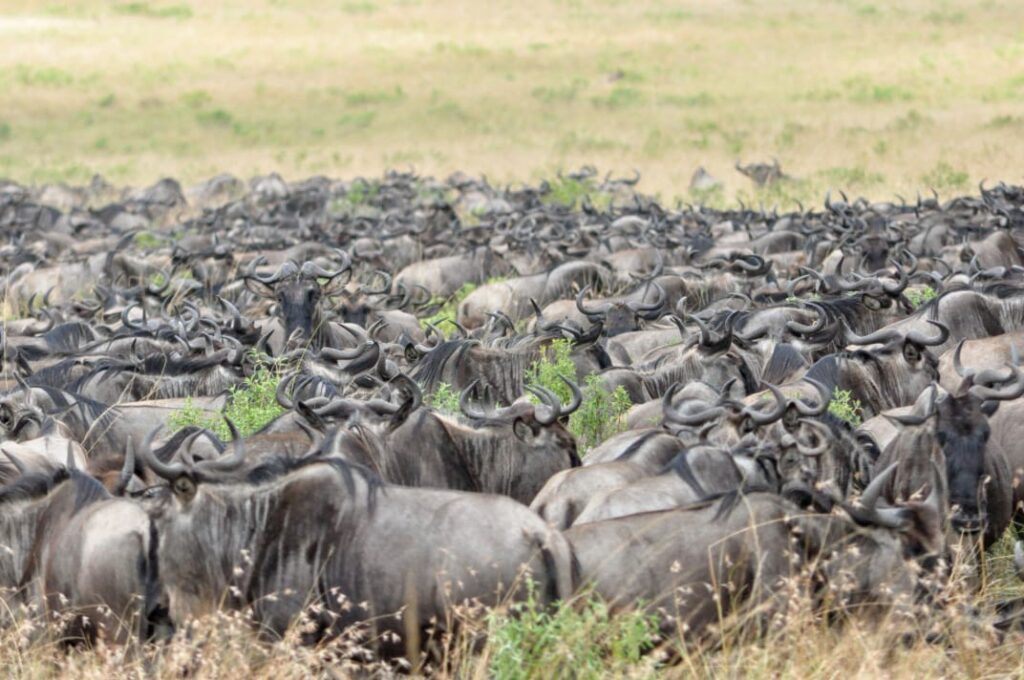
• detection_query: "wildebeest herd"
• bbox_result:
[3,167,1024,664]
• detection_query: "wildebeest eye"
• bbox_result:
[173,476,197,499]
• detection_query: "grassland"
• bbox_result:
[0,0,1022,204]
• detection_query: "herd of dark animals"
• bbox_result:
[4,167,1024,664]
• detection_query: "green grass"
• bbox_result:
[486,583,658,680]
[921,161,970,193]
[0,0,1018,198]
[569,375,632,455]
[113,2,193,19]
[419,281,478,337]
[168,359,284,438]
[541,175,611,211]
[426,382,460,415]
[525,340,631,453]
[525,338,577,405]
[829,387,863,427]
[905,286,938,309]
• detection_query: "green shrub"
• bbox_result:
[525,338,576,404]
[829,388,863,427]
[541,176,611,211]
[526,342,632,453]
[569,375,632,455]
[169,360,284,438]
[419,282,478,336]
[426,382,460,415]
[487,583,658,680]
[133,232,162,249]
[905,286,938,309]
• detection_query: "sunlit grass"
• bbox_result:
[0,0,1020,202]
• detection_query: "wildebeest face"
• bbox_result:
[603,304,640,337]
[512,413,579,462]
[246,274,344,341]
[935,395,992,534]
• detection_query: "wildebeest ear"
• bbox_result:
[981,400,1000,417]
[512,417,536,442]
[244,277,276,299]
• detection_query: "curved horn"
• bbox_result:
[905,319,949,348]
[743,383,787,425]
[458,380,489,420]
[794,378,832,416]
[65,440,77,470]
[627,282,666,315]
[250,260,298,284]
[320,341,376,363]
[275,372,298,410]
[952,339,970,378]
[526,384,562,426]
[114,438,136,496]
[665,403,727,427]
[970,364,1024,401]
[194,418,247,473]
[860,462,899,511]
[786,301,828,336]
[796,418,832,456]
[139,425,188,481]
[575,286,610,319]
[843,321,901,347]
[557,375,583,417]
[1,449,27,475]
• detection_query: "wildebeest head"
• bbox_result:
[929,357,1024,536]
[811,319,948,417]
[458,376,581,460]
[337,270,392,328]
[244,256,351,342]
[575,283,666,337]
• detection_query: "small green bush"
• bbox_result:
[526,342,631,453]
[419,282,478,336]
[169,360,284,438]
[829,387,863,427]
[426,382,460,415]
[525,338,576,404]
[133,232,162,249]
[569,375,632,455]
[542,176,611,211]
[487,582,658,680]
[905,286,938,309]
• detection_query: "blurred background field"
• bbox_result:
[0,0,1022,203]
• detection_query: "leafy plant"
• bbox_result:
[426,382,460,415]
[487,582,658,680]
[905,286,938,309]
[419,282,478,336]
[525,338,576,404]
[569,375,632,455]
[133,231,162,249]
[526,342,632,453]
[542,175,611,211]
[169,359,284,438]
[829,387,863,427]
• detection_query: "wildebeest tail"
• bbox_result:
[140,519,174,642]
[534,529,575,603]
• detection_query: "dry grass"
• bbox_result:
[0,0,1021,203]
[1,537,1023,679]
